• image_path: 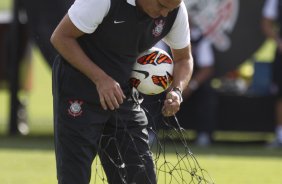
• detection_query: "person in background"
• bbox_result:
[0,8,31,135]
[262,0,282,148]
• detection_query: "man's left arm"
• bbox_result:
[162,44,193,117]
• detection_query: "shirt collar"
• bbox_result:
[127,0,136,6]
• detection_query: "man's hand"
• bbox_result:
[162,90,182,117]
[96,74,126,110]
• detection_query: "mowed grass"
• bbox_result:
[0,136,282,184]
[0,0,11,11]
[0,137,56,184]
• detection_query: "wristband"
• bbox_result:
[171,87,183,103]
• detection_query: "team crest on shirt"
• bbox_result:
[68,100,84,117]
[152,19,165,37]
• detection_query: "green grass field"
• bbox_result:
[0,0,11,11]
[0,135,281,184]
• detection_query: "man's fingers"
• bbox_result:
[162,105,174,117]
[101,93,123,110]
[162,108,174,117]
[104,95,115,110]
[116,88,125,104]
[162,97,181,117]
[110,94,120,109]
[100,98,107,110]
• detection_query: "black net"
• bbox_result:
[91,97,215,184]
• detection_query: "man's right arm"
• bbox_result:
[50,14,125,110]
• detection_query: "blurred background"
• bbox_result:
[0,0,281,184]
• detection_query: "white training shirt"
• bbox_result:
[262,0,278,19]
[68,0,190,50]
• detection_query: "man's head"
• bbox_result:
[137,0,182,18]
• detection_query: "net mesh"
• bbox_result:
[91,97,215,184]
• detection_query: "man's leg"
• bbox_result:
[53,57,110,184]
[99,99,157,184]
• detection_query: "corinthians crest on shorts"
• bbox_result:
[152,19,165,37]
[68,100,84,117]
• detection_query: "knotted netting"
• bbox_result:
[91,96,215,184]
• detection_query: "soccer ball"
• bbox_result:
[130,47,174,95]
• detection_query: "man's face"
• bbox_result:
[137,0,181,18]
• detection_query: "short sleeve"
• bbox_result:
[68,0,111,34]
[163,2,190,49]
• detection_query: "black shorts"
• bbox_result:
[52,56,156,184]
